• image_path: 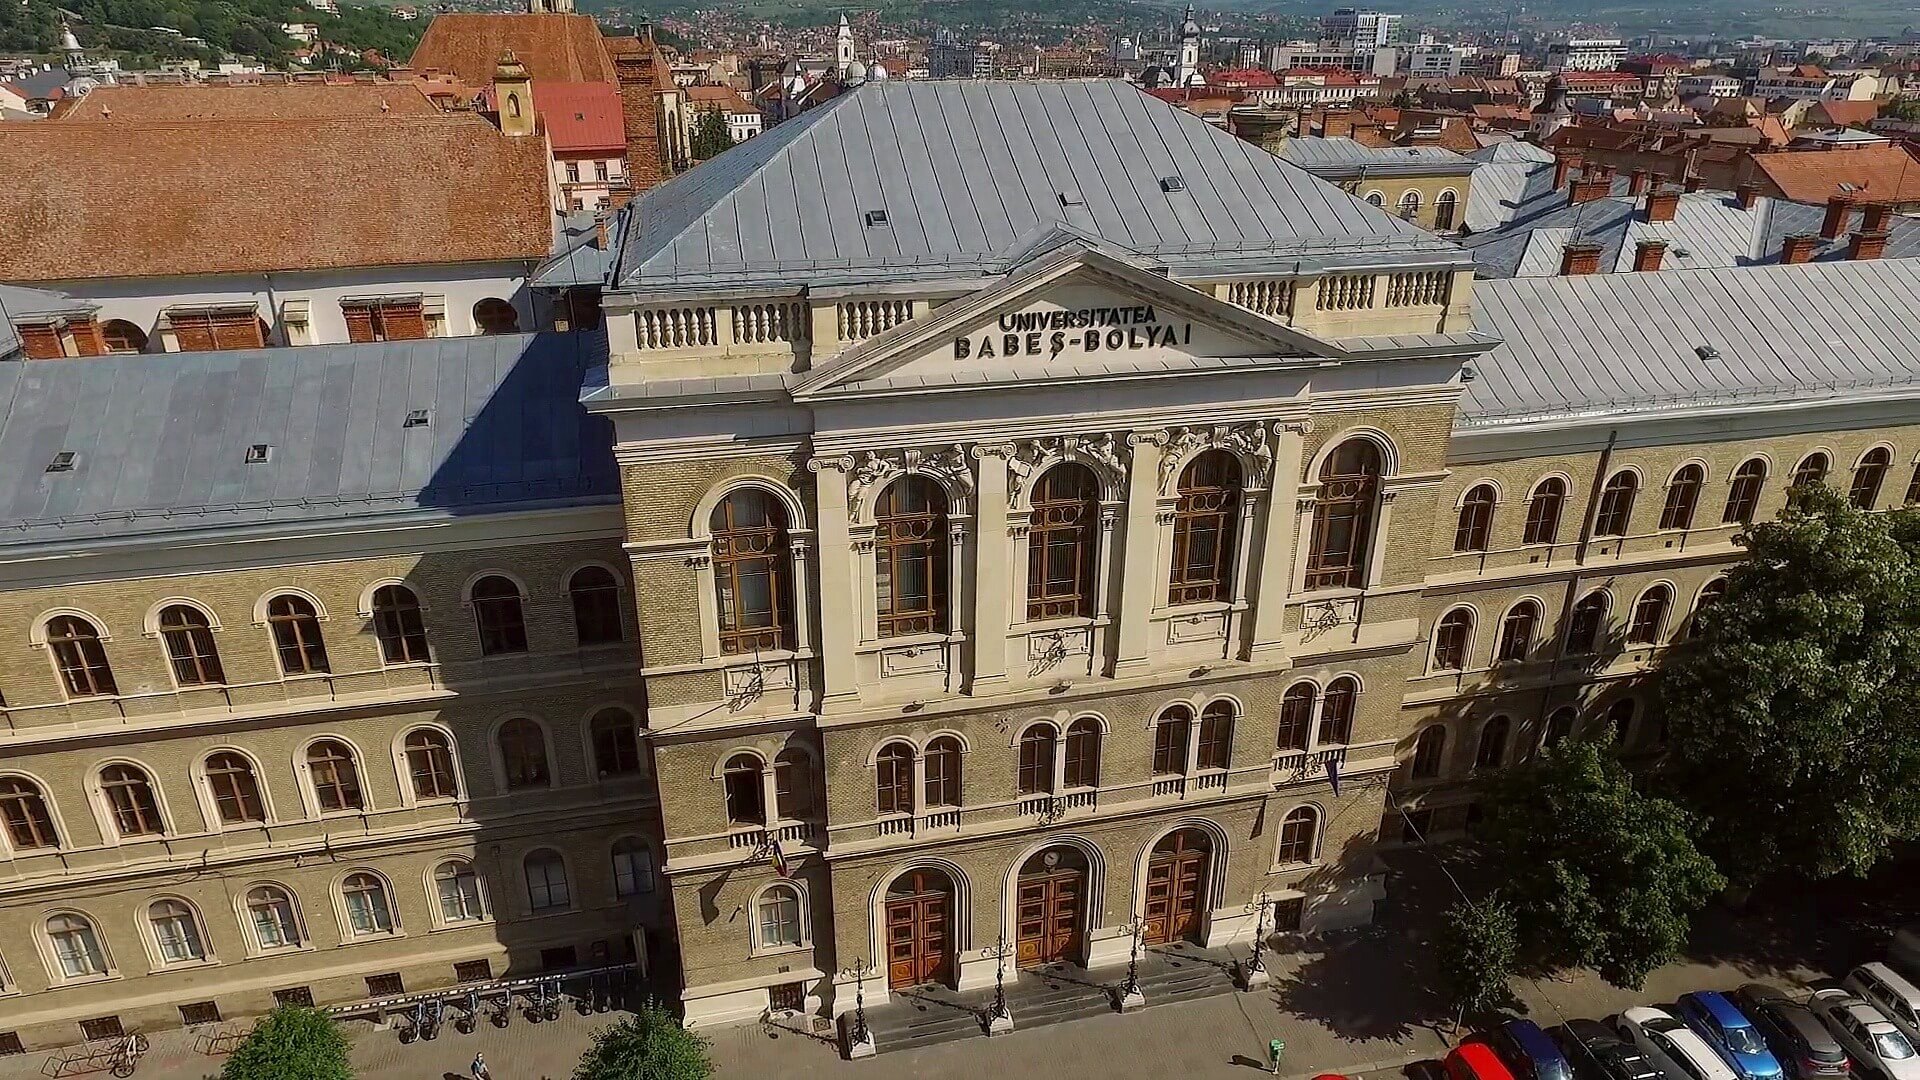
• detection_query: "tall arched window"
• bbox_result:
[1434,189,1459,230]
[266,595,329,675]
[370,584,430,664]
[342,872,395,935]
[1,777,59,850]
[612,838,655,897]
[1453,484,1496,553]
[711,489,795,653]
[1907,462,1920,505]
[1063,719,1100,789]
[1276,806,1319,864]
[568,567,624,646]
[723,755,765,825]
[925,736,962,807]
[1169,450,1241,604]
[1432,608,1474,671]
[1523,478,1566,545]
[101,763,164,837]
[1277,683,1314,752]
[47,615,116,698]
[205,752,265,824]
[1690,579,1728,639]
[756,883,803,949]
[1496,600,1539,663]
[1197,700,1234,771]
[875,476,949,637]
[1318,676,1358,745]
[1790,452,1830,493]
[47,913,108,978]
[1566,591,1610,654]
[774,749,813,820]
[435,861,485,923]
[306,740,364,812]
[1306,439,1384,589]
[1152,706,1192,775]
[1027,463,1100,621]
[1660,465,1703,530]
[590,708,643,779]
[1627,585,1672,645]
[1475,716,1510,770]
[1851,448,1891,509]
[524,851,570,912]
[246,886,302,949]
[497,718,550,790]
[1724,459,1766,524]
[1410,726,1447,780]
[1544,706,1577,748]
[876,741,914,816]
[1594,471,1638,537]
[473,298,519,335]
[1607,699,1636,745]
[470,576,529,656]
[1018,725,1057,795]
[148,900,207,964]
[404,729,458,800]
[1398,189,1422,219]
[159,605,224,686]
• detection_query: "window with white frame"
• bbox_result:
[246,885,303,950]
[341,873,396,936]
[755,883,803,950]
[47,913,109,978]
[612,839,654,898]
[524,850,571,912]
[148,900,207,964]
[435,861,486,923]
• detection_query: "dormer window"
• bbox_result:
[1159,175,1186,193]
[864,209,890,227]
[245,444,272,464]
[46,451,77,473]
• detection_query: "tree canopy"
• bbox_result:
[220,1006,353,1080]
[1437,897,1521,1020]
[0,0,421,67]
[689,106,735,161]
[572,1005,713,1080]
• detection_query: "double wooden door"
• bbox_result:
[1144,833,1209,946]
[1016,868,1084,968]
[885,875,951,990]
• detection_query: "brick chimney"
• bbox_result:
[1851,230,1889,261]
[1324,111,1354,138]
[1735,182,1760,210]
[1683,173,1704,193]
[1820,194,1854,240]
[1644,187,1680,223]
[595,214,609,250]
[1861,202,1892,234]
[1780,233,1820,264]
[1633,239,1668,272]
[1628,168,1649,195]
[1552,154,1580,189]
[1560,241,1604,276]
[1570,175,1612,204]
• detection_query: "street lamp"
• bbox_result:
[1117,917,1146,1010]
[981,936,1015,1034]
[841,960,877,1059]
[1243,893,1271,990]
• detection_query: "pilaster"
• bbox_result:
[968,444,1014,692]
[1114,431,1166,676]
[1249,421,1310,660]
[806,455,861,708]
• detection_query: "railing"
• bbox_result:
[770,821,813,844]
[1017,794,1054,818]
[1225,279,1295,320]
[920,808,961,830]
[1315,274,1375,312]
[727,820,814,849]
[637,305,718,349]
[1059,789,1097,812]
[1151,776,1187,798]
[837,299,914,342]
[1384,270,1450,308]
[732,301,809,345]
[1193,771,1228,791]
[876,815,914,837]
[725,827,763,850]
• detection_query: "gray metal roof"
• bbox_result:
[532,212,616,289]
[1461,260,1920,428]
[611,79,1463,294]
[0,332,617,549]
[1278,136,1481,179]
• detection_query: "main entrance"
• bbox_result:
[885,870,953,990]
[1143,829,1211,946]
[1016,846,1087,968]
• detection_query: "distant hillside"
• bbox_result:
[0,0,424,68]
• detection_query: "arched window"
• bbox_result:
[756,883,803,949]
[246,886,302,949]
[1432,608,1474,671]
[774,749,813,820]
[1724,459,1767,524]
[612,838,655,897]
[711,489,795,653]
[1170,450,1242,604]
[1398,189,1422,220]
[1475,716,1510,770]
[149,900,207,964]
[497,718,550,790]
[159,604,224,686]
[47,615,116,698]
[1365,190,1386,207]
[1306,439,1384,589]
[370,584,430,664]
[875,476,949,637]
[341,872,395,935]
[1453,484,1496,552]
[403,729,458,800]
[1277,683,1314,752]
[1197,700,1234,771]
[206,752,265,824]
[266,595,329,675]
[1,777,59,849]
[101,763,163,837]
[524,851,570,912]
[1523,478,1566,545]
[1851,448,1891,509]
[1627,585,1672,645]
[506,94,522,119]
[47,914,107,978]
[1318,676,1358,745]
[1434,189,1459,230]
[1018,725,1056,795]
[1907,462,1920,505]
[723,755,765,825]
[590,708,643,779]
[435,861,485,923]
[925,736,962,808]
[101,319,147,353]
[1152,706,1192,775]
[1276,806,1319,864]
[1566,591,1609,654]
[1594,471,1638,537]
[1410,726,1447,780]
[1607,699,1636,745]
[473,298,519,335]
[306,740,364,812]
[876,741,915,816]
[470,575,528,656]
[1790,452,1830,494]
[1496,600,1540,663]
[1660,465,1703,530]
[1063,719,1100,789]
[1690,579,1728,639]
[568,566,624,645]
[1027,463,1100,621]
[1544,706,1577,748]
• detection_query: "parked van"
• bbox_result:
[1847,963,1920,1045]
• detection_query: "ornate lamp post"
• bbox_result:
[1242,893,1272,990]
[841,960,877,1059]
[982,936,1015,1035]
[1117,917,1147,1011]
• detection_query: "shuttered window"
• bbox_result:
[170,310,264,352]
[342,299,427,343]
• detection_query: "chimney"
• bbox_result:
[1820,194,1854,240]
[1560,241,1604,276]
[1780,232,1820,264]
[1851,230,1889,262]
[595,214,609,250]
[1735,182,1760,210]
[1861,202,1892,234]
[1644,187,1680,223]
[1683,173,1704,193]
[1552,154,1579,189]
[1570,175,1612,204]
[1628,168,1649,195]
[1633,239,1668,272]
[1324,111,1353,138]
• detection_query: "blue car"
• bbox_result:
[1678,991,1786,1080]
[1491,1019,1575,1080]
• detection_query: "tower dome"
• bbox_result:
[870,62,889,80]
[847,59,868,83]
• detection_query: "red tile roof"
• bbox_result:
[52,82,440,120]
[1808,99,1880,127]
[1210,67,1277,87]
[683,83,757,114]
[409,13,615,86]
[1753,144,1920,205]
[529,79,623,154]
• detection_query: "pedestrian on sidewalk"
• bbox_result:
[472,1051,492,1080]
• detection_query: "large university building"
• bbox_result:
[3,79,1920,1050]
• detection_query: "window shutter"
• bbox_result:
[18,323,65,359]
[69,320,108,356]
[383,301,428,341]
[342,305,375,343]
[171,313,218,352]
[210,311,264,351]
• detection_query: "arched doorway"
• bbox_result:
[884,869,953,990]
[1016,846,1086,968]
[1144,829,1211,945]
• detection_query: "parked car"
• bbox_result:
[1893,926,1920,984]
[1676,990,1785,1080]
[1808,988,1920,1080]
[1848,963,1920,1045]
[1491,1019,1576,1080]
[1556,1019,1665,1080]
[1449,1042,1523,1080]
[1617,1006,1741,1080]
[1730,984,1849,1080]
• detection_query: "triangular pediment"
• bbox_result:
[792,243,1348,399]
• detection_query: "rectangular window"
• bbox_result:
[0,1033,23,1056]
[454,959,493,983]
[169,309,264,351]
[78,1017,124,1043]
[769,982,805,1011]
[1270,897,1305,933]
[565,160,580,183]
[273,987,314,1008]
[613,846,655,897]
[179,1002,222,1026]
[341,299,427,343]
[540,946,577,971]
[365,973,404,998]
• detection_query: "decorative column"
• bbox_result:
[788,537,815,655]
[946,518,970,695]
[1364,490,1398,589]
[969,445,1014,693]
[1113,431,1166,677]
[806,456,862,708]
[1249,421,1311,661]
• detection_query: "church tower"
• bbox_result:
[493,51,537,138]
[61,23,86,74]
[835,14,855,78]
[1173,4,1202,87]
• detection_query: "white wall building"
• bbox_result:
[1323,8,1401,50]
[1677,74,1744,98]
[1547,39,1627,72]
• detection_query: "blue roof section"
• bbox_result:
[0,331,618,549]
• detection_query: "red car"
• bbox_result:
[1448,1042,1522,1080]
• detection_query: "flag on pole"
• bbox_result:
[1325,756,1342,796]
[770,840,792,878]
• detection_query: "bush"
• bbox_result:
[221,1006,353,1080]
[572,1004,712,1080]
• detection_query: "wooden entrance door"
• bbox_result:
[1016,869,1084,968]
[1144,830,1210,945]
[885,871,952,990]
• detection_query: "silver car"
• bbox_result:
[1808,989,1920,1080]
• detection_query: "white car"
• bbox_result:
[1617,1006,1742,1080]
[1809,988,1920,1080]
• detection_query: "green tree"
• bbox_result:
[1480,739,1724,989]
[1661,485,1920,883]
[689,106,735,161]
[573,1005,712,1080]
[1437,897,1521,1020]
[220,1006,353,1080]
